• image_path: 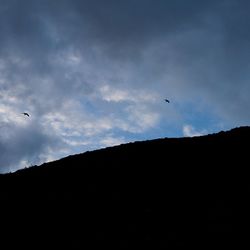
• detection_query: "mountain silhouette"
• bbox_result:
[0,126,249,248]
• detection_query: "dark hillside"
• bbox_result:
[0,126,249,248]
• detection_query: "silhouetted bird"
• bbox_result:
[165,99,170,103]
[22,112,30,117]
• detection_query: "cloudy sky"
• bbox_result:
[0,0,250,172]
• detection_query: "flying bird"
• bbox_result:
[165,99,170,103]
[22,112,30,117]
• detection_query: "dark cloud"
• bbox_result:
[0,121,61,172]
[1,0,250,172]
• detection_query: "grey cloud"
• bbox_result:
[0,1,215,62]
[0,121,61,172]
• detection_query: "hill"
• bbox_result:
[0,126,249,248]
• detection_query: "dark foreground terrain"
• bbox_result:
[0,127,249,248]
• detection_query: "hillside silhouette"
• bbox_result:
[0,126,249,248]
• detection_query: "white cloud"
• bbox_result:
[0,103,30,127]
[100,136,126,147]
[99,85,130,102]
[182,125,207,137]
[125,104,160,132]
[99,84,159,104]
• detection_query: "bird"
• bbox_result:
[22,112,30,117]
[165,99,170,103]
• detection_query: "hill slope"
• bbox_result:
[0,127,249,248]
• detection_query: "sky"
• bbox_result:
[0,0,250,172]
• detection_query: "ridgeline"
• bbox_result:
[0,127,249,248]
